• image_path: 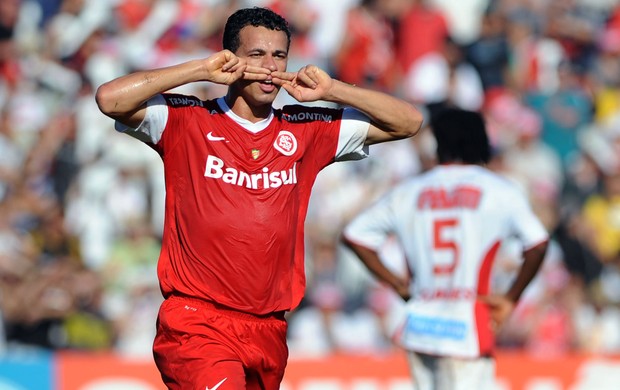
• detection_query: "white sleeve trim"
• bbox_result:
[508,189,550,248]
[114,94,168,144]
[336,108,370,161]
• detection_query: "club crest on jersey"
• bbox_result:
[251,149,260,160]
[273,130,297,156]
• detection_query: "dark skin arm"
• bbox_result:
[479,240,549,329]
[343,234,548,330]
[341,235,411,301]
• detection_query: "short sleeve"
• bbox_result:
[343,190,398,250]
[114,94,168,144]
[508,190,549,249]
[336,108,370,161]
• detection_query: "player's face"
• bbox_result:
[234,25,289,107]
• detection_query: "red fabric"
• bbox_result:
[526,305,572,358]
[154,95,343,315]
[334,7,396,89]
[0,58,20,87]
[395,4,449,74]
[265,0,318,58]
[475,241,502,355]
[154,295,288,389]
[114,0,152,30]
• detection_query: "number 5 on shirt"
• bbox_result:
[433,218,459,275]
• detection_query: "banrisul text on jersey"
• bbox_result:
[204,155,298,189]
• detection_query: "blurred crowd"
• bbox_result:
[1,0,620,360]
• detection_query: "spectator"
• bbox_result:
[524,61,593,169]
[0,0,620,360]
[332,0,398,91]
[404,36,485,115]
[465,8,510,97]
[394,0,450,78]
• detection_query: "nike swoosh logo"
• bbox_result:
[207,132,226,141]
[206,377,227,390]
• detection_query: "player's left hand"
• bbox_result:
[394,278,411,301]
[271,65,334,102]
[478,294,515,331]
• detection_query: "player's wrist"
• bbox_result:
[191,59,215,83]
[323,79,353,103]
[505,292,520,304]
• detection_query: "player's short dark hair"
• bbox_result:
[431,108,491,164]
[223,7,291,53]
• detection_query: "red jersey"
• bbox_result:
[119,94,369,315]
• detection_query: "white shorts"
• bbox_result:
[407,351,496,390]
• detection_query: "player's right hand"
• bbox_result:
[202,50,244,84]
[203,50,271,85]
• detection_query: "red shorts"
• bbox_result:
[153,295,288,390]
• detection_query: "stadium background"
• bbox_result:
[1,0,620,388]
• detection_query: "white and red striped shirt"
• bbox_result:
[344,164,549,357]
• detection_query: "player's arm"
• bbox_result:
[341,189,410,301]
[480,240,548,329]
[271,65,423,145]
[480,184,550,330]
[95,50,270,127]
[506,240,548,303]
[341,237,411,301]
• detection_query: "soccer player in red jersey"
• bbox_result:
[96,6,423,390]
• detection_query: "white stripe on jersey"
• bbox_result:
[337,108,370,161]
[114,94,167,144]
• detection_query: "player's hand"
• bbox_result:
[478,294,515,331]
[202,50,272,85]
[203,50,275,85]
[394,278,411,301]
[202,50,246,85]
[271,65,334,102]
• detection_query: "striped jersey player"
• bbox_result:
[343,108,548,390]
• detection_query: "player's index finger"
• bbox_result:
[242,66,271,81]
[295,70,317,87]
[271,71,296,81]
[243,73,270,81]
[244,66,272,75]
